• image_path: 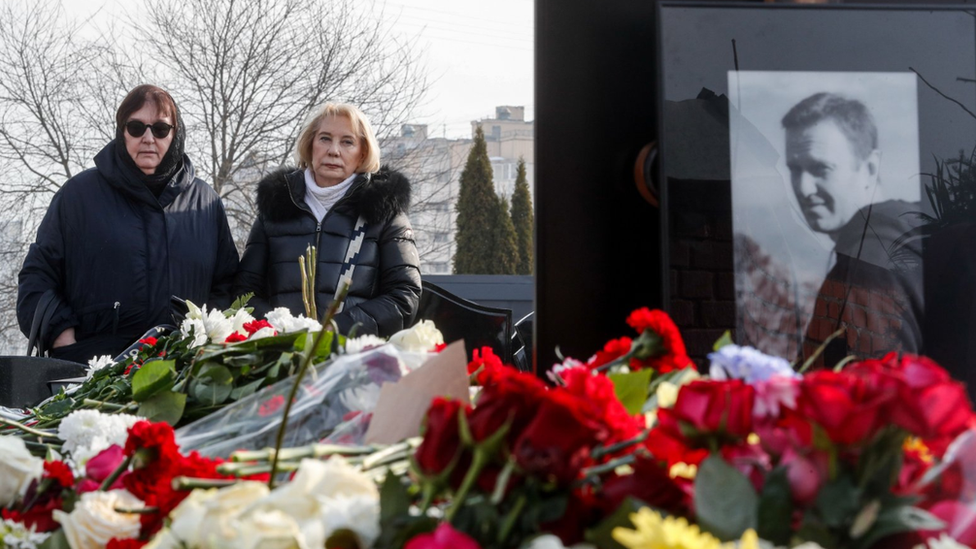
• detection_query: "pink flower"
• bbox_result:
[404,524,481,549]
[780,447,826,506]
[753,375,799,418]
[78,445,127,492]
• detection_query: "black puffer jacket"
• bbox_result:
[235,168,422,337]
[17,141,240,363]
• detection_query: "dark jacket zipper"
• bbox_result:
[112,302,120,335]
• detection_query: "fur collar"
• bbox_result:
[255,166,411,225]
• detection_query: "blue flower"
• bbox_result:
[708,344,798,384]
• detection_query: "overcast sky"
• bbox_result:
[64,0,535,140]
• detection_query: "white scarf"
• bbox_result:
[303,169,357,223]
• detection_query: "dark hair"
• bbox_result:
[114,85,186,183]
[115,85,179,137]
[781,92,878,161]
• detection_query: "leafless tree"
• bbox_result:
[137,0,430,246]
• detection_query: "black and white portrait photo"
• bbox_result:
[727,71,923,363]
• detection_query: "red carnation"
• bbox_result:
[43,460,75,488]
[626,307,694,373]
[243,319,275,336]
[1,497,62,532]
[224,332,247,343]
[138,337,157,347]
[467,346,505,385]
[561,367,643,448]
[107,539,147,549]
[586,337,632,370]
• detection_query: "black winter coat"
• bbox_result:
[235,168,421,337]
[17,141,240,363]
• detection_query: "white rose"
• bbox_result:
[53,490,143,549]
[167,482,270,546]
[232,509,305,549]
[0,436,43,506]
[388,320,444,352]
[316,494,380,549]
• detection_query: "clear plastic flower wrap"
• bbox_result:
[174,342,431,458]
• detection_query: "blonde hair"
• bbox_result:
[294,102,380,173]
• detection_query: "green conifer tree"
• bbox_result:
[494,195,519,274]
[453,126,498,273]
[510,157,533,274]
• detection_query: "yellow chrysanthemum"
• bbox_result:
[612,508,761,549]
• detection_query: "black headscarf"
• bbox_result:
[114,99,188,198]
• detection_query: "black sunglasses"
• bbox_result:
[125,120,174,139]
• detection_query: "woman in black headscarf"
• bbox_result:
[17,84,239,363]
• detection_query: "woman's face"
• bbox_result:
[124,103,174,175]
[310,115,363,187]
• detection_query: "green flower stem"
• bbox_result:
[497,493,528,546]
[100,455,134,491]
[490,458,517,505]
[172,476,240,491]
[361,439,420,471]
[23,440,62,455]
[418,481,439,514]
[580,454,636,478]
[594,329,663,373]
[444,447,490,524]
[113,506,160,515]
[216,461,300,477]
[591,431,649,460]
[0,416,58,439]
[230,443,375,463]
[268,282,349,489]
[82,399,136,413]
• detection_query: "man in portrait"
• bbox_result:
[782,92,923,365]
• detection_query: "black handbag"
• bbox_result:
[26,289,62,357]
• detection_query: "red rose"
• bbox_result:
[404,523,481,549]
[243,319,275,335]
[668,380,755,439]
[598,454,689,516]
[466,368,546,448]
[541,488,601,546]
[512,389,604,485]
[415,397,466,478]
[797,370,895,446]
[43,460,74,488]
[850,354,974,447]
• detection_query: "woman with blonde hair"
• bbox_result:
[235,102,421,336]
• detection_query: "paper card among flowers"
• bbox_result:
[365,340,469,444]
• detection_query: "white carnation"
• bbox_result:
[265,307,322,334]
[85,355,116,379]
[180,301,234,347]
[248,326,277,341]
[345,335,387,354]
[229,308,256,337]
[58,410,142,465]
[316,494,380,548]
